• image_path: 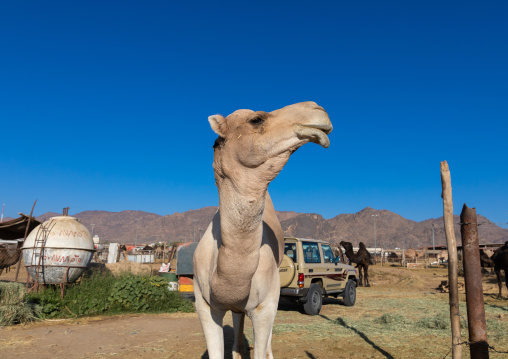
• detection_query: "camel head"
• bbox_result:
[209,101,332,191]
[340,241,353,252]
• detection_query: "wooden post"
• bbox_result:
[440,161,463,359]
[460,204,489,359]
[15,200,37,282]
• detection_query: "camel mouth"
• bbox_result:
[294,123,333,148]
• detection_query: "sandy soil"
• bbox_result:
[1,265,506,359]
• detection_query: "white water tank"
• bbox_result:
[22,216,94,284]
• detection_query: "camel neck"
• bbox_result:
[210,177,267,305]
[217,177,266,251]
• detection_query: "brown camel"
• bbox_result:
[492,241,508,298]
[479,249,495,273]
[0,240,23,275]
[340,241,372,287]
[193,101,332,359]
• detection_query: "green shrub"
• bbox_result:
[25,272,194,320]
[109,274,193,313]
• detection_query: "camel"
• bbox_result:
[491,241,508,298]
[340,241,372,287]
[404,249,418,263]
[0,240,23,275]
[404,248,427,265]
[193,101,332,359]
[436,250,448,266]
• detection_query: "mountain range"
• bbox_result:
[29,206,508,249]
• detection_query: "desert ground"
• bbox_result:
[1,265,507,359]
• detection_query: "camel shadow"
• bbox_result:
[201,325,251,359]
[485,303,508,311]
[319,314,395,359]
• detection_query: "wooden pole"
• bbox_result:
[15,200,37,282]
[460,204,489,359]
[440,161,463,359]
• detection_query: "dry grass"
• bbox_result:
[0,282,40,326]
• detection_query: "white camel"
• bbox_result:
[193,102,332,359]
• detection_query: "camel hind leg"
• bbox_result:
[232,312,246,359]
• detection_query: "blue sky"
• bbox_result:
[1,1,507,226]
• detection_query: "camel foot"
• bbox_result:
[365,284,371,287]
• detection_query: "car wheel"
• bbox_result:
[303,283,323,315]
[342,279,356,307]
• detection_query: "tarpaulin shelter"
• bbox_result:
[0,213,41,240]
[176,242,198,275]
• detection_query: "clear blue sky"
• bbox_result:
[1,1,507,226]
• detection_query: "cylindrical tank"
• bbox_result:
[22,216,94,284]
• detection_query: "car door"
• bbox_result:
[321,243,346,292]
[301,241,323,287]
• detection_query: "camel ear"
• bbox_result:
[208,115,227,137]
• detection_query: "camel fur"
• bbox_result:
[492,241,508,298]
[404,248,427,265]
[340,241,372,287]
[193,102,332,359]
[479,249,495,274]
[436,250,448,266]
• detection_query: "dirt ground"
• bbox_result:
[1,264,507,359]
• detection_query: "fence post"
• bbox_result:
[460,204,489,359]
[440,161,462,359]
[15,200,37,282]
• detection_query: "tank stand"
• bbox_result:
[59,266,71,298]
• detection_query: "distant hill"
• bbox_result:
[33,207,508,249]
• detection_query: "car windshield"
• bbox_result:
[284,243,297,262]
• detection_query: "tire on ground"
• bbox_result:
[303,283,323,315]
[342,279,356,307]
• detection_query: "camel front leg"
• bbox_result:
[250,303,277,359]
[495,268,503,299]
[232,312,246,359]
[364,265,370,287]
[357,265,364,287]
[194,285,226,359]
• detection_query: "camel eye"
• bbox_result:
[249,117,264,126]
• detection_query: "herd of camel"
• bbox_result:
[336,239,508,300]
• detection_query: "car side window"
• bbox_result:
[321,244,336,263]
[302,242,321,263]
[284,243,297,262]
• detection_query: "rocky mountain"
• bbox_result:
[32,206,508,249]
